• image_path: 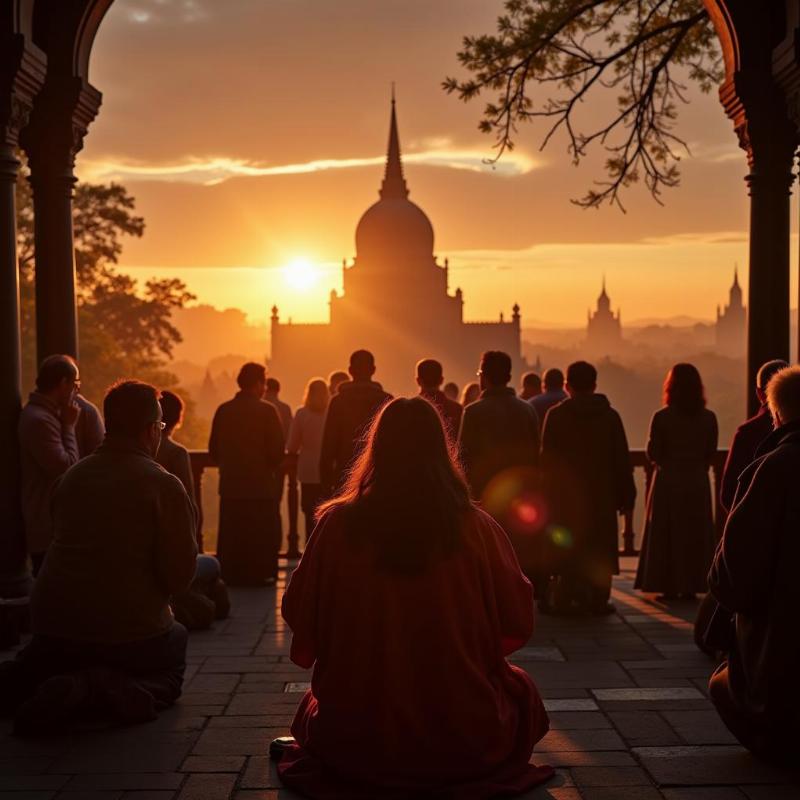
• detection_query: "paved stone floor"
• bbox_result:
[2,558,798,799]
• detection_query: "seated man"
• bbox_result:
[708,365,800,761]
[157,391,228,628]
[0,381,197,734]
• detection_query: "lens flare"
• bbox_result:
[548,525,573,549]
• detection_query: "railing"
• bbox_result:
[622,449,729,556]
[189,452,301,559]
[189,449,729,560]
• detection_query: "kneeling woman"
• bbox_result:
[278,397,553,799]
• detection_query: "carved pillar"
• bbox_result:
[20,78,100,362]
[733,95,797,415]
[0,20,45,592]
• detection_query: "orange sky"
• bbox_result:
[77,0,798,327]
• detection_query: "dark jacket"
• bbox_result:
[319,380,392,491]
[458,386,540,501]
[541,393,635,574]
[420,388,463,441]
[267,396,294,441]
[708,421,800,739]
[32,438,197,644]
[719,405,774,513]
[530,389,567,432]
[209,392,285,499]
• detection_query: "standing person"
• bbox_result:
[265,377,293,441]
[719,359,787,513]
[443,381,459,402]
[707,365,800,761]
[519,372,542,401]
[541,361,636,615]
[158,391,228,627]
[318,350,391,494]
[416,358,463,441]
[458,352,541,580]
[635,365,718,601]
[18,355,82,575]
[287,379,329,546]
[531,368,568,431]
[328,371,349,398]
[74,394,104,458]
[461,382,480,407]
[277,398,553,798]
[208,363,285,586]
[0,381,197,734]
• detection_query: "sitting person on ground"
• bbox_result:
[18,355,83,576]
[443,381,459,402]
[707,365,800,762]
[158,391,228,627]
[319,349,391,494]
[531,368,568,432]
[461,381,480,407]
[541,361,636,615]
[277,398,553,799]
[519,371,542,401]
[719,359,787,513]
[327,370,349,397]
[458,351,541,581]
[635,364,718,601]
[209,363,285,586]
[287,378,330,546]
[0,380,197,734]
[416,358,463,441]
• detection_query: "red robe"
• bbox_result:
[278,507,553,799]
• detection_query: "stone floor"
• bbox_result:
[2,558,798,800]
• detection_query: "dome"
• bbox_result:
[355,196,435,261]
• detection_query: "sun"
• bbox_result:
[282,257,318,291]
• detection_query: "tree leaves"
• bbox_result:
[444,0,722,210]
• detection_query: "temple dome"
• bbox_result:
[354,93,435,262]
[355,196,434,260]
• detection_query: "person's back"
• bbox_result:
[458,352,539,501]
[531,369,568,431]
[319,350,391,492]
[719,359,787,513]
[210,392,284,499]
[541,362,635,613]
[156,435,195,503]
[415,358,463,441]
[708,365,800,759]
[279,397,553,798]
[33,439,197,643]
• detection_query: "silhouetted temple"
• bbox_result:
[586,279,623,356]
[269,98,524,401]
[716,268,746,357]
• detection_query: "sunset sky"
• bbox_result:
[77,0,799,329]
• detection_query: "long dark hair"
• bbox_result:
[663,363,706,414]
[317,397,472,573]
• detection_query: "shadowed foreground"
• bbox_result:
[2,558,798,800]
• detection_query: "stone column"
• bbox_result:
[720,76,798,416]
[0,28,45,592]
[21,79,100,363]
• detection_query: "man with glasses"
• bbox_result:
[2,380,197,734]
[18,355,84,575]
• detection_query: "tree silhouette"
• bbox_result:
[445,0,722,210]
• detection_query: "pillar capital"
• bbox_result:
[0,34,46,151]
[20,76,101,179]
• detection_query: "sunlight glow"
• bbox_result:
[282,257,319,291]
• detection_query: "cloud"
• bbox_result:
[124,0,209,25]
[77,148,538,185]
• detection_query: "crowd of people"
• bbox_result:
[1,345,799,792]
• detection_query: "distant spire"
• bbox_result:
[380,86,409,200]
[600,275,608,299]
[733,263,740,288]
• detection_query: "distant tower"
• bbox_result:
[586,277,622,354]
[716,266,746,356]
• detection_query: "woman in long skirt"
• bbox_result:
[635,364,718,600]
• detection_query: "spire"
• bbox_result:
[732,263,740,289]
[380,86,409,200]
